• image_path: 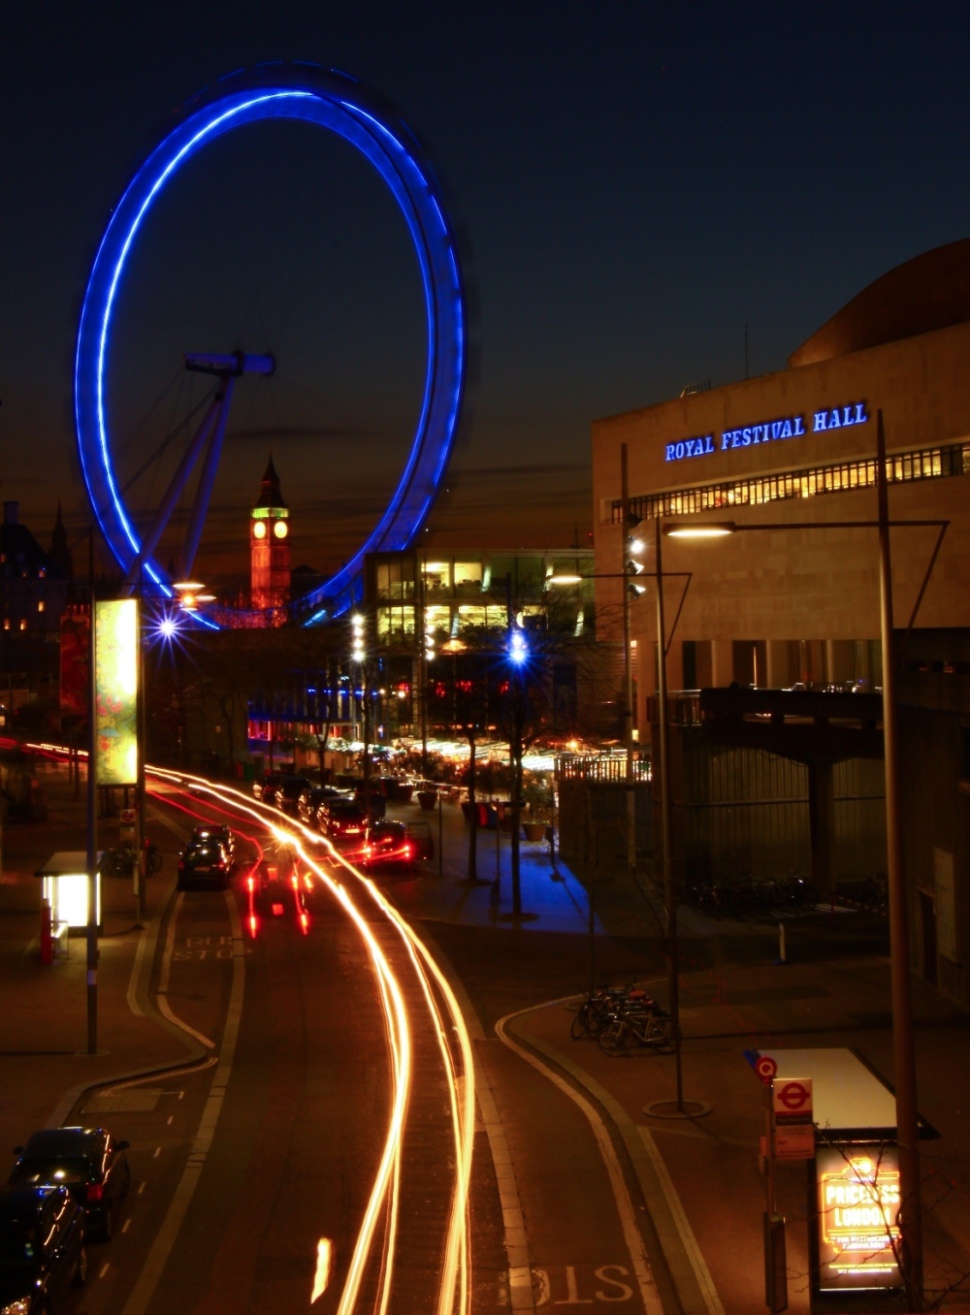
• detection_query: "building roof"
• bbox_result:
[789,237,970,368]
[254,455,287,510]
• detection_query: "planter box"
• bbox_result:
[417,791,437,811]
[523,822,547,842]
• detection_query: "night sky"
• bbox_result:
[2,3,970,592]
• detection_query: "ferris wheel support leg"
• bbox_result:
[182,376,235,579]
[122,393,223,593]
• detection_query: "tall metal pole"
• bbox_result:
[134,596,146,928]
[876,409,923,1307]
[620,445,637,869]
[655,518,683,1110]
[86,530,98,1055]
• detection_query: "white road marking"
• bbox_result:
[121,889,246,1315]
[156,893,216,1049]
[137,1182,146,1195]
[166,1115,173,1126]
[99,1263,110,1278]
[496,1005,663,1315]
[153,1147,161,1158]
[122,1218,131,1233]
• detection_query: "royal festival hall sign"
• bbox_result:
[664,401,869,463]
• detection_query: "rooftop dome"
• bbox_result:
[789,238,970,368]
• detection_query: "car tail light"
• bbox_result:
[86,1183,103,1203]
[404,844,412,858]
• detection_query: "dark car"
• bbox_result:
[177,839,231,890]
[189,824,235,864]
[360,820,416,871]
[253,771,288,804]
[9,1127,130,1243]
[0,1185,87,1309]
[404,819,434,861]
[319,798,367,849]
[298,785,351,828]
[273,776,311,816]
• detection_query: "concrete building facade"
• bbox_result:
[592,240,970,718]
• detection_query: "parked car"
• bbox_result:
[298,785,350,828]
[403,818,435,861]
[319,798,367,849]
[253,771,289,803]
[9,1125,130,1241]
[0,1185,87,1308]
[359,820,417,871]
[177,839,232,890]
[274,776,312,816]
[189,824,235,865]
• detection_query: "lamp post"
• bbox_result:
[662,410,948,1307]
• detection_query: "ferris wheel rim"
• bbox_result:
[74,63,466,623]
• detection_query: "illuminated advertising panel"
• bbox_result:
[816,1146,901,1292]
[59,609,90,723]
[94,599,139,785]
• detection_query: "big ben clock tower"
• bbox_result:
[250,455,290,622]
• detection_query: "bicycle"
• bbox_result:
[571,985,649,1040]
[598,1000,673,1056]
[104,842,162,878]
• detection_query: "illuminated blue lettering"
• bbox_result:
[675,442,685,459]
[855,402,868,424]
[665,444,676,461]
[813,411,827,432]
[828,409,842,429]
[793,415,805,436]
[780,419,793,438]
[704,434,715,454]
[740,427,751,445]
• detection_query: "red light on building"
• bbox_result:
[250,456,290,625]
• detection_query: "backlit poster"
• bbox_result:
[816,1146,901,1292]
[94,599,139,785]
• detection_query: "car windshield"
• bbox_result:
[189,845,221,862]
[10,1159,88,1186]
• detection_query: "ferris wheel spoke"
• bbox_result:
[182,376,235,578]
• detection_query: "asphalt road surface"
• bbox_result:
[46,774,663,1315]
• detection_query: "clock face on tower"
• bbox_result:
[252,520,267,539]
[273,520,288,539]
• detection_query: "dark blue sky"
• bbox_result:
[2,3,969,584]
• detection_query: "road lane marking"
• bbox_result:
[635,1128,724,1315]
[408,930,535,1313]
[153,1147,161,1158]
[120,887,245,1315]
[99,1263,110,1278]
[496,1006,663,1315]
[156,893,216,1049]
[166,1115,173,1125]
[137,1182,146,1195]
[122,1219,131,1233]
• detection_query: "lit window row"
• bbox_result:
[611,440,964,523]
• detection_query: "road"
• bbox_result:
[45,770,661,1315]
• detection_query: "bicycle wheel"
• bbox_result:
[599,1019,633,1057]
[646,1014,673,1052]
[570,1002,593,1040]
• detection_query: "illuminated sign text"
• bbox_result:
[665,401,868,462]
[816,1147,901,1293]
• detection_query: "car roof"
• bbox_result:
[19,1128,101,1158]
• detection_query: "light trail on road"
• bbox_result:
[149,766,476,1315]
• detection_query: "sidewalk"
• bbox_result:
[385,796,970,1313]
[0,754,195,1153]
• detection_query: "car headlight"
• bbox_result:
[1,1298,32,1315]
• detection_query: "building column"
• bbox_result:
[710,640,734,688]
[765,641,790,690]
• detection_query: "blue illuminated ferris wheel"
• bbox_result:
[74,63,466,624]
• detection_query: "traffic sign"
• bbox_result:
[774,1078,813,1124]
[755,1055,778,1085]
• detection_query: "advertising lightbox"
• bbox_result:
[816,1145,901,1292]
[95,599,139,786]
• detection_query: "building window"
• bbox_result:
[611,439,959,523]
[19,619,26,631]
[37,600,44,613]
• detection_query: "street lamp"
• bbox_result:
[660,411,948,1306]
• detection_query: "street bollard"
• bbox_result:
[40,898,52,965]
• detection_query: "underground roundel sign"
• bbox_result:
[774,1078,813,1124]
